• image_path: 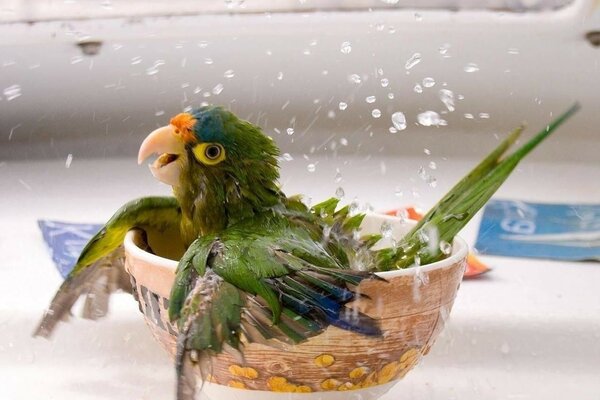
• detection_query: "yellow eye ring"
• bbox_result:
[192,143,226,165]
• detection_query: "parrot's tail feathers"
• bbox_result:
[33,247,130,338]
[175,327,200,400]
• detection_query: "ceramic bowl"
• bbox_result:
[123,214,467,400]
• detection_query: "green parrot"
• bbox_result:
[35,104,579,400]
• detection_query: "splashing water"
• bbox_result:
[340,41,352,54]
[439,240,452,255]
[223,69,235,78]
[405,53,422,70]
[413,84,423,94]
[371,109,382,118]
[464,63,480,73]
[3,84,21,101]
[423,77,435,88]
[335,187,345,199]
[338,102,348,111]
[439,89,455,112]
[348,74,362,84]
[380,78,389,87]
[212,84,224,95]
[307,163,316,172]
[417,111,446,126]
[365,96,376,104]
[286,128,294,135]
[391,112,407,131]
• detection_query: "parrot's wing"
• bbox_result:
[34,196,181,338]
[169,229,383,400]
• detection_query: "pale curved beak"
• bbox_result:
[138,125,184,187]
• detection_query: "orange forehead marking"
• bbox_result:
[170,113,197,143]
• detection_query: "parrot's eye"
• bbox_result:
[192,143,226,165]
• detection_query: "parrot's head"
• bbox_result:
[138,105,280,188]
[138,106,282,235]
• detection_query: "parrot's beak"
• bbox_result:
[138,125,184,187]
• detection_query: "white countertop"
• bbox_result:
[1,155,599,399]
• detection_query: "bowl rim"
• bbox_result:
[123,213,468,279]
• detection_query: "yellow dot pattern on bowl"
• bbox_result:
[228,364,259,379]
[267,376,313,393]
[314,354,335,367]
[320,378,342,390]
[312,347,423,392]
[349,366,369,379]
[227,380,246,389]
[377,361,401,384]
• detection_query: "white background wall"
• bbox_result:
[1,1,599,163]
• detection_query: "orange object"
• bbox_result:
[385,207,491,279]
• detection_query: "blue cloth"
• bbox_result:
[475,200,600,261]
[38,220,103,278]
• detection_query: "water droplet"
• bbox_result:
[282,153,293,161]
[464,63,479,72]
[223,69,235,78]
[394,187,403,197]
[389,127,397,134]
[427,176,437,187]
[380,221,393,238]
[193,86,202,94]
[334,169,343,182]
[340,137,348,146]
[391,112,407,130]
[418,166,427,179]
[413,84,423,93]
[365,95,376,104]
[348,74,362,84]
[204,57,214,65]
[439,89,455,112]
[507,47,519,55]
[155,110,165,116]
[70,56,84,64]
[307,163,316,172]
[380,78,389,87]
[65,154,73,168]
[340,41,352,54]
[422,77,435,88]
[286,128,294,135]
[371,109,381,118]
[198,41,208,48]
[338,102,348,110]
[405,53,422,70]
[429,161,437,170]
[335,187,345,199]
[440,240,452,255]
[212,83,224,95]
[417,111,445,127]
[387,93,395,99]
[438,43,450,55]
[479,112,490,119]
[424,148,431,155]
[3,84,21,101]
[146,59,165,76]
[464,113,474,119]
[277,71,284,80]
[375,23,385,31]
[303,49,311,55]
